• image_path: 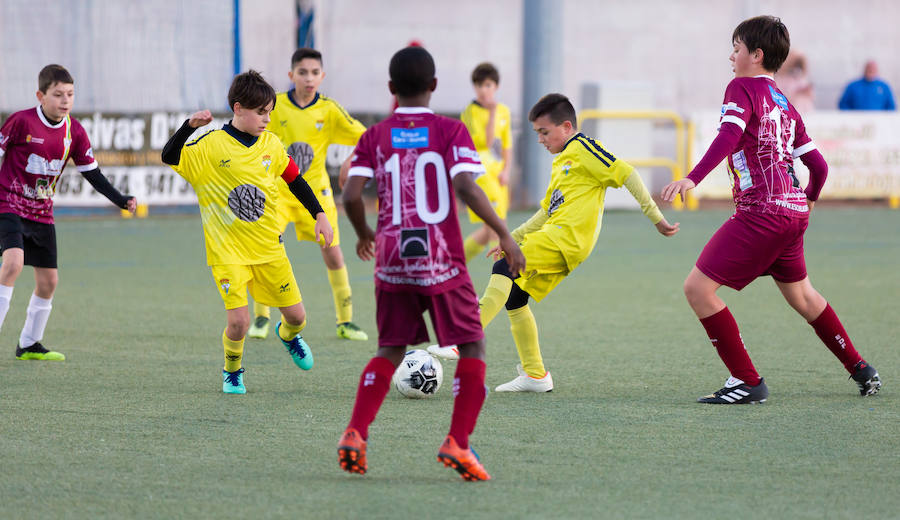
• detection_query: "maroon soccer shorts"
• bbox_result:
[375,282,484,348]
[695,210,809,291]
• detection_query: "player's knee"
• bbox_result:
[491,258,515,280]
[281,305,306,326]
[683,277,707,306]
[505,283,530,310]
[227,316,250,337]
[0,249,25,280]
[34,269,58,297]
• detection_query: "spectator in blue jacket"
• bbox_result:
[839,61,896,110]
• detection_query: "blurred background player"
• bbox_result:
[662,16,881,404]
[0,64,136,361]
[248,48,368,342]
[337,46,525,481]
[460,62,513,261]
[161,70,333,394]
[473,93,678,392]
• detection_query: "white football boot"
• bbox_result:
[495,364,553,392]
[426,344,460,361]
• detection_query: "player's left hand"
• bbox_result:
[486,245,503,260]
[125,197,137,214]
[655,218,680,237]
[314,212,334,247]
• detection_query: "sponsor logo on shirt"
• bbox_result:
[547,189,564,216]
[453,145,479,161]
[0,131,7,146]
[24,153,63,176]
[25,134,45,144]
[23,178,54,200]
[721,102,745,115]
[391,127,429,149]
[769,85,789,111]
[400,228,429,258]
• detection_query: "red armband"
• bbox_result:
[280,157,300,183]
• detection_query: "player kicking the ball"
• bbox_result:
[337,47,524,481]
[662,16,881,403]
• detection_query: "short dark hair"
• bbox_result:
[471,62,499,85]
[227,70,276,112]
[389,46,435,98]
[38,64,74,92]
[291,48,322,68]
[732,15,790,72]
[528,93,577,126]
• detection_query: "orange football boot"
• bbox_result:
[436,435,491,481]
[337,428,367,475]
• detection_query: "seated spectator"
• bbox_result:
[839,60,896,110]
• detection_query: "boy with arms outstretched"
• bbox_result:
[248,48,368,342]
[467,93,679,392]
[0,64,136,360]
[337,47,525,481]
[162,70,333,394]
[662,15,881,403]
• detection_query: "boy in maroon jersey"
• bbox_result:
[662,16,881,403]
[337,46,525,481]
[0,65,136,360]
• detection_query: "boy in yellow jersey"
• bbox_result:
[460,63,513,262]
[467,93,679,391]
[248,48,368,342]
[161,70,333,394]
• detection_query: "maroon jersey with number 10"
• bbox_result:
[348,107,485,295]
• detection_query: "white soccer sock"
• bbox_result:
[20,293,53,348]
[0,284,13,332]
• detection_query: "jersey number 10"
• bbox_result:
[385,151,450,226]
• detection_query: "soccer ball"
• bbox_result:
[393,349,443,398]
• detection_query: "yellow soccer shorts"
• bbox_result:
[514,231,569,302]
[211,255,302,310]
[467,161,509,223]
[277,176,341,246]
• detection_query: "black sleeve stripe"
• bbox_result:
[186,130,215,147]
[580,135,617,162]
[575,137,610,167]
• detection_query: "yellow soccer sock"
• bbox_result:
[463,236,486,263]
[223,330,245,372]
[327,267,353,324]
[278,319,307,341]
[479,274,513,328]
[253,301,270,320]
[508,305,546,378]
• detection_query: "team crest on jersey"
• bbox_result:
[220,278,231,294]
[408,121,415,128]
[562,160,572,175]
[315,119,324,131]
[261,154,272,172]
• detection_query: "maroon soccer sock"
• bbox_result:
[447,358,487,449]
[347,356,396,440]
[699,307,761,386]
[809,303,863,373]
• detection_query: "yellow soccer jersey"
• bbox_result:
[538,132,633,270]
[267,91,365,196]
[460,101,512,171]
[171,125,292,266]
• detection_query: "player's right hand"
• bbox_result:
[189,110,214,128]
[356,227,375,261]
[498,235,526,277]
[661,178,696,203]
[314,212,334,247]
